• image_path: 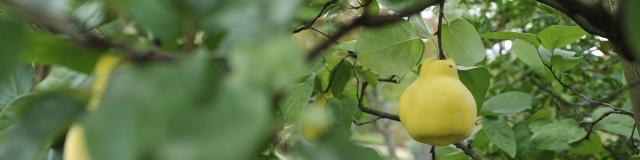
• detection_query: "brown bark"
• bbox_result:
[622,60,640,133]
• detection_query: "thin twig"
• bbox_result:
[353,116,382,125]
[430,145,436,160]
[292,0,337,33]
[436,0,446,60]
[534,48,632,115]
[306,0,441,61]
[357,82,401,121]
[454,142,482,160]
[579,110,634,141]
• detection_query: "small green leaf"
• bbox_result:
[481,92,532,115]
[356,20,424,75]
[0,91,86,160]
[458,67,490,108]
[512,40,553,79]
[513,122,553,160]
[441,18,485,66]
[334,40,357,52]
[569,134,606,156]
[326,98,357,140]
[550,55,580,74]
[531,119,586,151]
[355,66,380,86]
[482,117,517,158]
[329,60,354,96]
[281,74,316,122]
[22,32,105,73]
[536,25,587,50]
[480,32,540,46]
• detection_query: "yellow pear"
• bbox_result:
[64,54,121,160]
[300,93,332,141]
[398,59,476,146]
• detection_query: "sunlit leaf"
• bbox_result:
[441,18,485,66]
[536,25,587,50]
[356,20,424,75]
[481,32,540,46]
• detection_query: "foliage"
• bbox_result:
[0,0,639,159]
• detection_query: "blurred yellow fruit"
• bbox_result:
[64,54,121,160]
[398,59,476,146]
[300,93,332,141]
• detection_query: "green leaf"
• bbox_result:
[513,122,553,160]
[458,67,490,108]
[326,98,357,139]
[536,25,587,50]
[356,20,424,75]
[22,32,105,73]
[480,92,532,115]
[85,56,234,160]
[378,0,434,12]
[118,0,182,40]
[480,32,540,46]
[0,18,25,82]
[0,65,34,109]
[441,18,485,66]
[592,107,638,139]
[512,40,552,78]
[531,119,586,151]
[625,0,640,58]
[482,117,517,158]
[527,107,556,132]
[281,74,316,122]
[409,14,430,38]
[329,60,354,96]
[355,66,380,86]
[0,91,86,160]
[334,40,357,52]
[550,55,580,74]
[569,134,606,156]
[34,66,92,92]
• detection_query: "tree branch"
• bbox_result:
[306,0,440,61]
[357,82,401,121]
[454,142,482,160]
[579,110,634,141]
[292,0,337,33]
[0,0,175,62]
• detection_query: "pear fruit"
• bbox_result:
[64,54,121,160]
[300,93,332,141]
[398,59,476,146]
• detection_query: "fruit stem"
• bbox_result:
[437,0,446,60]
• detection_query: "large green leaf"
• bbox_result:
[513,122,553,160]
[85,56,223,160]
[592,107,639,139]
[281,74,316,122]
[409,14,430,38]
[536,25,587,50]
[0,91,85,160]
[356,20,424,75]
[22,32,105,73]
[480,32,540,46]
[531,119,586,151]
[482,117,517,158]
[328,60,354,96]
[441,19,485,66]
[480,92,532,115]
[625,0,640,58]
[0,65,34,109]
[458,67,490,108]
[0,18,25,82]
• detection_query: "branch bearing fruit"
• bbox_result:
[398,59,477,146]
